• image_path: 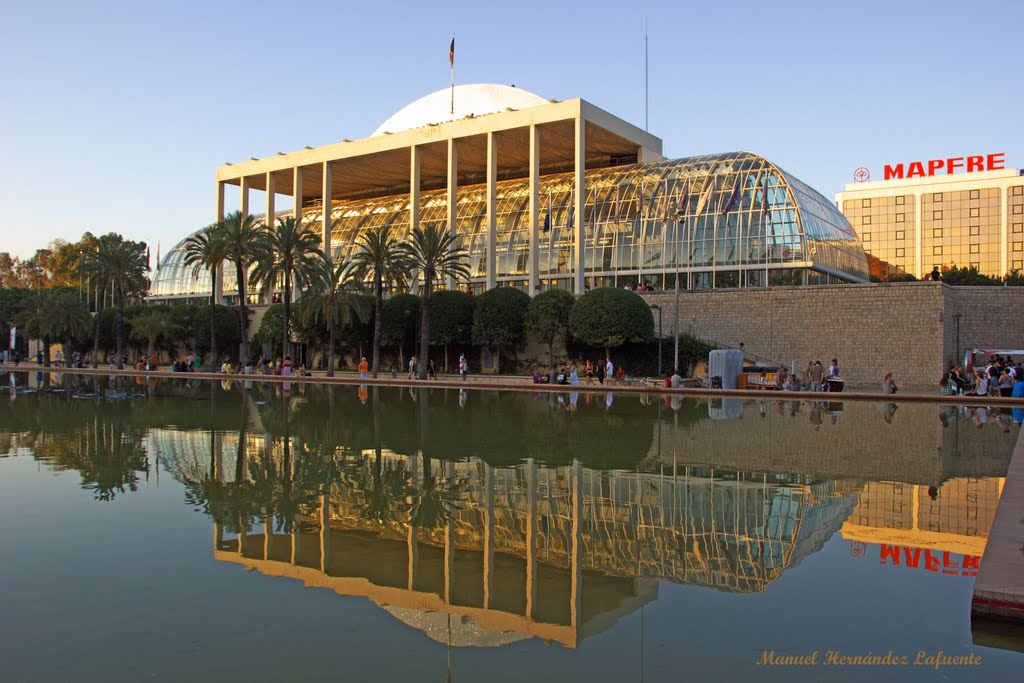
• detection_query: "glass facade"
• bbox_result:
[842,182,1024,279]
[150,152,868,300]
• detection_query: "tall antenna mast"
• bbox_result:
[644,16,649,131]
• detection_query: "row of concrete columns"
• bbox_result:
[218,122,592,295]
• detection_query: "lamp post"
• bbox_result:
[649,304,662,376]
[952,313,963,366]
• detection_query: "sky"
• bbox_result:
[1,0,1021,261]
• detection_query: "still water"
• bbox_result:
[1,372,1022,682]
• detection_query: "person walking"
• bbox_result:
[605,358,614,385]
[597,362,605,385]
[808,360,824,392]
[584,359,594,385]
[458,354,468,381]
[428,359,437,380]
[569,363,580,386]
[358,356,368,380]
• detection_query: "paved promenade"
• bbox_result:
[6,365,1024,407]
[973,425,1024,622]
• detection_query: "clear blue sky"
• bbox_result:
[1,0,1021,260]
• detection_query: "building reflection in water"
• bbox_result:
[139,390,1014,651]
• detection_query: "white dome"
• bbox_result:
[371,84,548,136]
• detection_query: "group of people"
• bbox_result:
[535,359,625,386]
[944,357,1024,397]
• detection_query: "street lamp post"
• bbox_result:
[649,304,662,377]
[952,313,963,366]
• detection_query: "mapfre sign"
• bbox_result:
[884,153,1005,180]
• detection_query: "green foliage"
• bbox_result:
[1004,269,1024,286]
[568,287,654,352]
[472,287,531,352]
[429,290,476,347]
[252,304,288,357]
[129,307,179,355]
[941,265,1001,286]
[0,287,32,331]
[380,293,421,348]
[525,288,574,349]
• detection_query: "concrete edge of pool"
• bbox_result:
[8,366,1024,407]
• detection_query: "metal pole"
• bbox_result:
[650,304,662,376]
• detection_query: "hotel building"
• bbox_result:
[836,160,1024,280]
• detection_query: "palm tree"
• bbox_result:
[84,234,149,369]
[299,254,370,377]
[48,289,91,361]
[182,225,228,363]
[400,224,470,379]
[130,308,177,358]
[218,211,268,365]
[252,216,323,359]
[14,290,54,366]
[348,225,408,377]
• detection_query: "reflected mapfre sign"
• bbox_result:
[879,544,979,576]
[884,153,1005,180]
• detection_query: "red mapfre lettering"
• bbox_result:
[988,152,1005,170]
[880,544,901,565]
[907,162,925,178]
[967,155,985,172]
[928,159,945,175]
[947,157,964,173]
[884,164,904,180]
[963,555,981,570]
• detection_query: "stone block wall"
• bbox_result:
[640,282,1024,390]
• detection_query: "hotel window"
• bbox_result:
[933,228,942,238]
[933,211,942,220]
[970,190,980,200]
[933,246,942,255]
[896,196,905,205]
[970,208,980,217]
[862,233,871,242]
[971,262,980,269]
[970,244,980,253]
[895,248,905,257]
[896,213,905,223]
[933,193,943,202]
[1014,186,1023,196]
[1014,260,1023,270]
[970,225,981,236]
[863,215,871,224]
[895,231,905,240]
[1014,242,1023,252]
[1014,223,1023,233]
[1013,205,1023,215]
[862,199,871,208]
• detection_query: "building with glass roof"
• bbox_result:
[150,85,867,302]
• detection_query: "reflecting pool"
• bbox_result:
[1,373,1022,682]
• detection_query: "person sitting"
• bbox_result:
[556,368,568,385]
[534,370,548,384]
[971,373,989,397]
[663,372,672,388]
[882,371,898,394]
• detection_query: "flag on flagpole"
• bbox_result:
[449,37,455,67]
[720,176,743,215]
[695,177,715,215]
[676,179,690,217]
[155,241,161,271]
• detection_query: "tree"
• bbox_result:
[525,288,575,379]
[218,211,268,363]
[47,289,91,359]
[428,290,476,371]
[83,234,149,368]
[940,265,1001,286]
[1003,269,1024,286]
[472,287,531,372]
[182,225,228,363]
[400,224,471,379]
[348,225,408,377]
[14,290,54,365]
[299,255,370,377]
[252,216,323,359]
[130,308,178,358]
[380,293,421,370]
[569,287,654,361]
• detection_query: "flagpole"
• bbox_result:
[449,35,455,116]
[644,16,649,131]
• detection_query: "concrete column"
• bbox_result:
[483,463,495,608]
[320,490,331,574]
[410,145,421,234]
[407,523,418,591]
[486,132,497,290]
[264,172,276,304]
[914,191,923,279]
[1001,188,1010,277]
[525,458,538,618]
[573,117,586,294]
[240,177,250,217]
[570,459,583,629]
[264,517,272,560]
[214,521,222,552]
[321,162,332,259]
[446,138,458,289]
[528,125,540,295]
[293,167,304,225]
[215,182,225,304]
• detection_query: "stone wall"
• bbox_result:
[641,283,1024,390]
